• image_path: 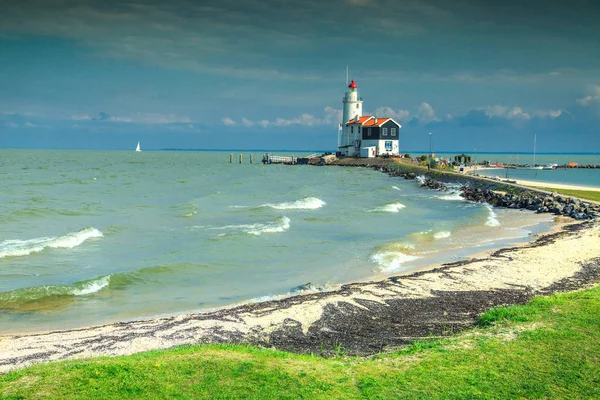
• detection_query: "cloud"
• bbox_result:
[241,118,254,127]
[533,110,563,119]
[223,106,342,128]
[346,0,371,6]
[73,112,192,124]
[577,85,600,106]
[483,105,563,121]
[374,106,410,121]
[416,102,439,124]
[0,0,435,81]
[484,105,530,120]
[71,115,92,121]
[221,117,235,126]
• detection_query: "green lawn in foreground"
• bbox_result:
[2,286,600,399]
[540,187,600,203]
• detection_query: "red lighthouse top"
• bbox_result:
[348,80,358,89]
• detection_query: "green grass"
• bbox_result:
[540,187,600,202]
[2,286,600,399]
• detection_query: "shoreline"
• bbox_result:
[464,167,600,192]
[1,161,599,374]
[1,220,598,374]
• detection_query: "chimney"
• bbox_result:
[374,117,378,124]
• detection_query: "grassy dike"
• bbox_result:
[540,188,600,203]
[2,286,600,399]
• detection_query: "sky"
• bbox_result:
[1,0,599,152]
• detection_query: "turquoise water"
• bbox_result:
[0,149,555,333]
[433,153,600,187]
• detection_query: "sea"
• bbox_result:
[1,149,597,334]
[436,152,600,188]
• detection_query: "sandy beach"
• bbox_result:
[1,218,599,374]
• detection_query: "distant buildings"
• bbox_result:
[337,80,402,157]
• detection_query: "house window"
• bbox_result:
[368,128,372,137]
[382,127,388,136]
[351,126,353,133]
[385,141,393,151]
[391,128,396,136]
[356,104,359,109]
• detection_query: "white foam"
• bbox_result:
[263,197,326,210]
[371,202,406,213]
[370,251,421,273]
[485,204,501,227]
[72,275,111,295]
[437,191,464,201]
[0,227,103,259]
[434,231,451,239]
[211,216,291,236]
[392,186,401,191]
[248,216,291,235]
[416,175,426,185]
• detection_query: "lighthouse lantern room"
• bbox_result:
[338,80,401,158]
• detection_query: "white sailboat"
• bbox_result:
[135,141,141,152]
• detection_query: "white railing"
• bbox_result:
[263,153,320,164]
[269,155,293,163]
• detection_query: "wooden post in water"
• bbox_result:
[239,154,243,163]
[229,154,233,163]
[292,155,295,165]
[250,154,253,164]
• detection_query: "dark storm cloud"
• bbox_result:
[2,0,598,78]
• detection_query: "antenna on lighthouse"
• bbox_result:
[346,66,348,86]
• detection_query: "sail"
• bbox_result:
[135,142,141,152]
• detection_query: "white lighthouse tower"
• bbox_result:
[338,79,363,153]
[342,80,363,126]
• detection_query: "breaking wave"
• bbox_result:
[370,202,406,213]
[370,251,421,273]
[261,197,326,210]
[485,204,501,227]
[0,275,111,311]
[433,231,451,239]
[437,191,464,201]
[0,227,103,259]
[410,230,451,241]
[210,216,291,236]
[0,262,210,312]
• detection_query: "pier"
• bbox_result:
[261,153,318,165]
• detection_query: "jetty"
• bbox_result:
[261,153,320,165]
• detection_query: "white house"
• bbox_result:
[337,80,402,157]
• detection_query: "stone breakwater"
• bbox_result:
[460,187,599,220]
[354,162,599,221]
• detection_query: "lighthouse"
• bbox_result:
[337,79,402,157]
[342,80,363,126]
[338,80,363,151]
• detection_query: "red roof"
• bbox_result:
[348,80,358,89]
[345,116,393,127]
[363,117,390,127]
[346,116,372,125]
